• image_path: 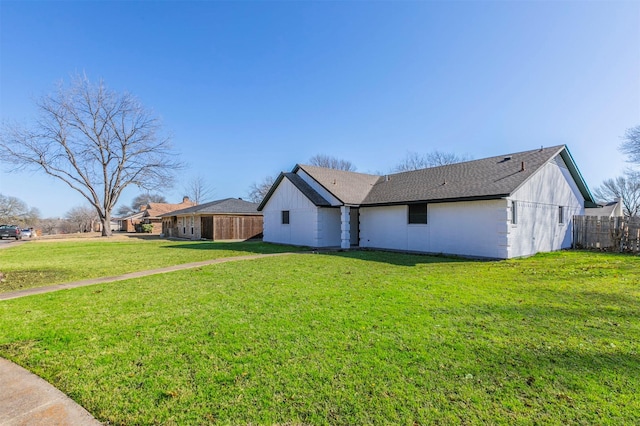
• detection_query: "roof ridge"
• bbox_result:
[259,144,592,210]
[297,164,382,178]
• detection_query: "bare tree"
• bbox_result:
[309,154,357,171]
[247,175,276,203]
[115,204,135,217]
[115,192,167,217]
[130,193,167,210]
[393,150,472,172]
[620,125,640,165]
[0,75,182,236]
[38,218,63,235]
[183,175,214,204]
[0,194,40,226]
[392,152,429,172]
[66,205,99,233]
[593,171,640,217]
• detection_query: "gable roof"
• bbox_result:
[283,173,333,206]
[257,173,332,211]
[160,198,261,217]
[118,210,146,221]
[259,145,595,210]
[143,199,197,219]
[294,165,382,205]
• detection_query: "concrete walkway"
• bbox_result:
[0,358,101,426]
[0,252,295,301]
[0,251,298,425]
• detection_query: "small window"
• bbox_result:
[408,204,427,224]
[558,206,564,224]
[512,201,517,225]
[282,210,290,225]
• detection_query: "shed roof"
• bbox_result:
[160,198,261,217]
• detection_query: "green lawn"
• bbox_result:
[0,237,298,293]
[0,248,639,424]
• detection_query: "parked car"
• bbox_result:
[0,225,22,240]
[21,228,32,238]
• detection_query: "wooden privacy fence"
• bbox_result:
[573,216,640,253]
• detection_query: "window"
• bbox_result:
[282,210,290,225]
[408,204,427,224]
[511,201,517,225]
[558,206,564,224]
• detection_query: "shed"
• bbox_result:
[160,198,263,240]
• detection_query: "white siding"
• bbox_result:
[359,200,508,258]
[507,158,585,258]
[262,177,337,247]
[318,207,342,247]
[359,205,410,250]
[429,200,508,259]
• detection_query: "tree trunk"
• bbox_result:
[101,212,112,237]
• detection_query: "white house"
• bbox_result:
[258,145,596,259]
[584,199,624,218]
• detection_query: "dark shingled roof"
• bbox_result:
[284,173,332,207]
[364,145,571,205]
[160,198,261,217]
[294,165,382,205]
[257,173,332,211]
[258,145,595,210]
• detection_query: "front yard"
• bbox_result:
[0,236,297,293]
[0,243,638,424]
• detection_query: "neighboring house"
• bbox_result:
[258,145,596,259]
[117,210,146,232]
[119,197,197,233]
[140,197,197,234]
[160,198,263,240]
[584,199,624,218]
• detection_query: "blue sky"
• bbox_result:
[1,0,639,218]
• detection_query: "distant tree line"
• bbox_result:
[0,194,40,226]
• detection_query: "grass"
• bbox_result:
[0,247,639,424]
[0,236,298,293]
